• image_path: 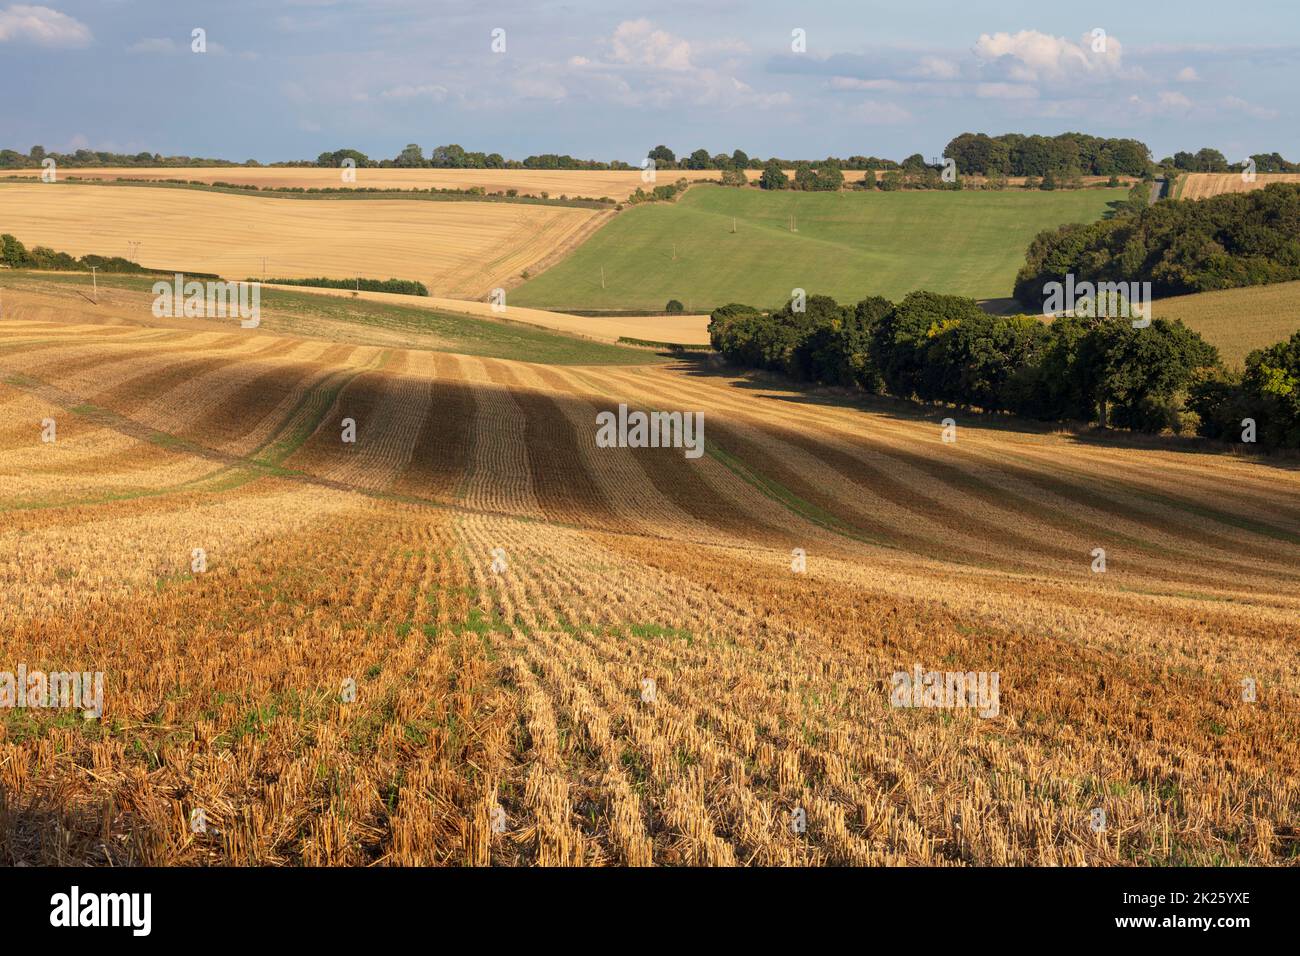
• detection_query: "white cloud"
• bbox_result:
[610,18,693,71]
[913,55,959,80]
[1219,95,1279,120]
[1158,90,1193,110]
[0,4,91,48]
[1175,66,1199,82]
[973,29,1125,84]
[586,20,787,110]
[378,83,448,101]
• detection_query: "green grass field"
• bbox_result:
[1155,280,1300,367]
[513,185,1128,311]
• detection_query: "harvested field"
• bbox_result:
[1175,172,1300,200]
[0,167,739,201]
[0,183,597,298]
[1,288,1297,867]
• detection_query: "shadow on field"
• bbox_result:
[668,352,1300,472]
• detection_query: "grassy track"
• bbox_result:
[513,185,1127,311]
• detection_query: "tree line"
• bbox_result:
[7,139,1296,177]
[1159,148,1300,173]
[709,292,1300,450]
[0,146,243,168]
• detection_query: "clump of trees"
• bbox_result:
[1,233,148,274]
[1188,334,1300,448]
[709,291,1239,439]
[943,132,1150,178]
[1013,183,1300,309]
[626,178,690,204]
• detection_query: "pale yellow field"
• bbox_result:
[1176,172,1300,200]
[0,183,599,298]
[0,166,739,201]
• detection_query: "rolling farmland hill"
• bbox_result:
[512,185,1128,311]
[0,182,603,299]
[1,279,1296,866]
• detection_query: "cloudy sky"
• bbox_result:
[2,0,1297,163]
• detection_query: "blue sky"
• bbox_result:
[2,0,1298,164]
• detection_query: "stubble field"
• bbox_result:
[1174,172,1300,200]
[0,183,601,299]
[1,282,1296,866]
[0,167,749,201]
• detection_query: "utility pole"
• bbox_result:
[672,241,677,261]
[90,265,98,304]
[731,216,736,234]
[600,266,605,290]
[262,257,267,281]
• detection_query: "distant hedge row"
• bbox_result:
[710,292,1300,449]
[258,276,430,297]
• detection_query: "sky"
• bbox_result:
[2,0,1298,165]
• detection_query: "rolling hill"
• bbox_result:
[512,184,1128,311]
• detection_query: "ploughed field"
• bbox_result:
[1,288,1297,866]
